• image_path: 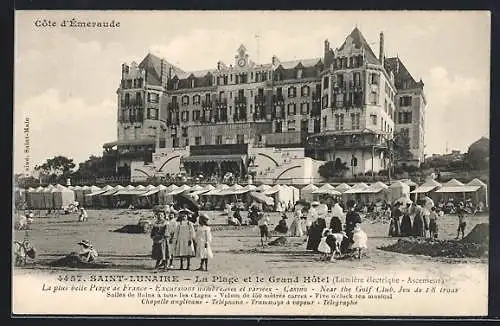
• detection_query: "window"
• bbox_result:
[337,74,344,87]
[322,95,329,108]
[354,72,361,87]
[215,135,223,145]
[236,134,245,144]
[323,116,327,128]
[297,69,303,79]
[370,91,378,105]
[323,76,329,89]
[147,92,159,103]
[288,86,297,98]
[370,73,379,85]
[287,103,297,115]
[195,136,201,146]
[381,117,384,130]
[275,121,282,133]
[193,95,201,104]
[399,96,412,106]
[384,99,388,113]
[351,113,360,129]
[335,93,343,108]
[301,85,310,97]
[147,108,158,120]
[335,114,344,130]
[398,111,413,124]
[135,92,142,103]
[182,95,189,105]
[159,138,166,148]
[185,138,189,146]
[172,137,179,148]
[301,103,310,114]
[193,110,201,121]
[287,120,296,131]
[181,127,188,137]
[124,93,130,105]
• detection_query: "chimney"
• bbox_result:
[217,61,221,70]
[272,55,278,66]
[324,39,330,55]
[379,32,385,66]
[396,56,400,74]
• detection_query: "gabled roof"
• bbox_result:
[279,58,322,70]
[338,27,379,65]
[385,56,423,90]
[139,53,185,85]
[175,69,216,80]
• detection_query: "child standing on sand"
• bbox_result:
[317,228,332,261]
[456,202,468,239]
[257,212,270,247]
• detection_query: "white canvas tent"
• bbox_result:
[28,186,45,209]
[168,184,191,196]
[42,186,54,209]
[389,181,410,204]
[288,185,300,204]
[313,183,341,196]
[335,183,352,193]
[467,178,488,207]
[257,184,272,192]
[342,183,369,201]
[300,184,318,201]
[443,178,464,187]
[52,185,75,209]
[411,179,441,195]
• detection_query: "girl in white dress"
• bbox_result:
[317,228,332,261]
[195,213,213,271]
[351,223,368,259]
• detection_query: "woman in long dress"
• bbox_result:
[195,213,213,271]
[388,202,402,237]
[150,211,168,269]
[171,209,195,270]
[306,218,326,252]
[289,209,304,237]
[400,204,413,237]
[412,205,427,237]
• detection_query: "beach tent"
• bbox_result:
[204,184,229,196]
[28,186,44,209]
[467,178,488,207]
[443,179,464,187]
[243,184,257,191]
[249,191,274,206]
[361,182,390,202]
[168,184,191,196]
[42,186,54,209]
[190,185,204,192]
[289,185,300,204]
[73,185,85,203]
[156,184,170,205]
[342,183,369,202]
[257,184,272,192]
[388,181,411,203]
[335,183,352,193]
[166,184,178,192]
[52,185,75,209]
[434,184,481,204]
[411,179,441,196]
[300,184,318,202]
[83,186,102,206]
[313,184,341,196]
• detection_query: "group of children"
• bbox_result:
[150,206,214,271]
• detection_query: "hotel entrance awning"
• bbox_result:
[181,154,246,163]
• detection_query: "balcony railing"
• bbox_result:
[168,102,179,110]
[273,95,285,104]
[254,95,266,106]
[235,97,247,106]
[215,98,228,107]
[202,100,213,108]
[307,134,390,150]
[253,112,266,121]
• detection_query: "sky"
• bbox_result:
[13,11,491,174]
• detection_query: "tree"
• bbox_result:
[466,137,489,170]
[393,130,413,162]
[71,155,117,181]
[34,156,76,184]
[318,160,349,179]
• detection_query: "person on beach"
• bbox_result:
[317,228,332,261]
[257,212,271,247]
[412,203,427,237]
[195,213,213,271]
[78,206,88,222]
[428,207,439,239]
[289,209,303,237]
[388,202,402,237]
[351,223,368,259]
[171,209,195,270]
[341,200,361,253]
[150,210,169,269]
[400,204,413,237]
[306,217,327,252]
[76,240,98,263]
[274,213,289,234]
[456,202,468,239]
[166,209,177,269]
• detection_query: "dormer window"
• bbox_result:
[191,79,195,88]
[297,69,303,79]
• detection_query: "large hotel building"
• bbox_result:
[104,27,426,184]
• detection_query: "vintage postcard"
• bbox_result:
[12,10,490,316]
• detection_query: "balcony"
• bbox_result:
[121,99,143,108]
[254,95,266,106]
[202,100,213,108]
[215,98,228,107]
[233,111,248,122]
[307,133,390,150]
[235,97,247,106]
[253,112,266,121]
[168,102,179,110]
[273,95,285,104]
[265,131,304,147]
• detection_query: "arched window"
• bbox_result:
[351,156,358,167]
[301,85,310,96]
[193,95,201,104]
[182,95,189,105]
[335,158,342,166]
[288,86,296,98]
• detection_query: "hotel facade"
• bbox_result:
[104,27,426,184]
